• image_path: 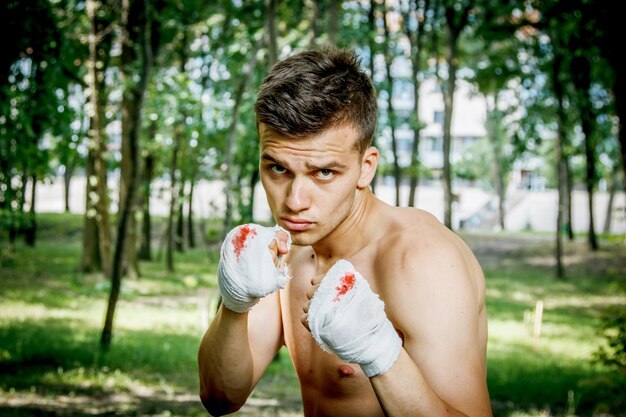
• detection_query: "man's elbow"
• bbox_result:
[199,390,245,416]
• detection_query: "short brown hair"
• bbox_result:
[254,47,377,154]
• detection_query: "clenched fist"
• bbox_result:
[218,224,291,313]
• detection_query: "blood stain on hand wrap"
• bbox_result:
[333,272,356,302]
[218,224,292,313]
[232,224,257,260]
[307,260,402,377]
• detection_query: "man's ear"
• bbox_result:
[357,146,379,189]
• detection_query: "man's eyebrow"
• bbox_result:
[260,153,286,166]
[261,153,347,171]
[305,161,347,171]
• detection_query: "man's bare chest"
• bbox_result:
[279,266,378,396]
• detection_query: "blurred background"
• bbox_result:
[1,0,625,416]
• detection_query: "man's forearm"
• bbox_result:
[198,305,255,415]
[370,349,480,417]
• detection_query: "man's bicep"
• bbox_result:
[247,291,284,384]
[395,252,491,416]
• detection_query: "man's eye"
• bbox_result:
[270,165,287,175]
[316,169,335,180]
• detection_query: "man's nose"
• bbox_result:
[285,177,311,212]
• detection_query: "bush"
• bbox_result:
[595,307,626,372]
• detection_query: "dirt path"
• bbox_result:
[462,231,626,274]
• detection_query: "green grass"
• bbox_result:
[478,235,626,417]
[0,213,625,416]
[0,212,300,417]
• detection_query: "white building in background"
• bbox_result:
[377,58,543,191]
[371,62,625,234]
[401,77,487,177]
[374,49,488,181]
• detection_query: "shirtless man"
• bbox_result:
[198,48,492,417]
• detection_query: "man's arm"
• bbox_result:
[198,292,283,416]
[198,224,289,416]
[371,237,492,417]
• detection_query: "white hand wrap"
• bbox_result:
[217,224,291,313]
[307,260,402,377]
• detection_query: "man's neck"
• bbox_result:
[311,189,381,268]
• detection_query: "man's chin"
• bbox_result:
[289,233,318,247]
[290,238,313,247]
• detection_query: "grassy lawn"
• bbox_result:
[0,213,625,416]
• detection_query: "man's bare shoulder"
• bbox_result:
[375,206,485,305]
[379,207,471,265]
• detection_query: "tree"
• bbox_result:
[381,0,402,206]
[165,31,189,273]
[102,0,160,348]
[401,0,431,207]
[222,39,261,234]
[594,1,626,192]
[138,120,157,260]
[86,0,115,279]
[0,0,76,251]
[550,50,569,279]
[439,0,474,229]
[468,20,523,230]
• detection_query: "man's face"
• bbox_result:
[259,123,367,247]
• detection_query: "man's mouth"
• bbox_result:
[280,217,314,232]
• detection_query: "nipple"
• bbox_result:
[338,364,355,377]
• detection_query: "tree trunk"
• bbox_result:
[582,121,598,250]
[368,0,378,194]
[571,55,598,250]
[139,149,154,261]
[166,26,189,272]
[441,17,455,228]
[187,178,196,248]
[102,0,154,348]
[555,157,566,279]
[440,3,471,229]
[442,64,455,229]
[603,168,618,234]
[24,174,37,246]
[87,0,112,280]
[551,51,567,279]
[63,163,74,213]
[565,157,574,240]
[19,169,28,214]
[166,135,179,272]
[119,73,140,278]
[402,0,428,207]
[615,75,626,193]
[81,0,112,275]
[407,70,421,207]
[597,3,626,193]
[223,38,261,237]
[382,5,401,206]
[175,177,185,252]
[485,94,506,230]
[81,147,102,272]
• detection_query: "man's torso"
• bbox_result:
[278,206,487,417]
